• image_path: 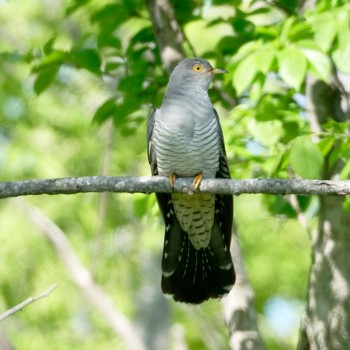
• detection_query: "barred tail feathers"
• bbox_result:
[160,195,235,304]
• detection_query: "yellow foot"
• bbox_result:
[193,173,203,190]
[169,174,176,188]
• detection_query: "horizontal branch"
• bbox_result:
[1,176,350,199]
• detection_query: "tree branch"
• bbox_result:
[145,0,186,72]
[0,284,57,322]
[0,176,350,199]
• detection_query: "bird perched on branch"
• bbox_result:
[147,57,235,303]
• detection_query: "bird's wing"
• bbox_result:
[213,108,233,249]
[147,108,157,175]
[147,108,169,222]
[213,108,231,180]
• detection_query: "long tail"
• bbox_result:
[159,194,235,304]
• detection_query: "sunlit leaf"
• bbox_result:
[249,73,265,102]
[333,47,350,74]
[301,48,332,82]
[339,160,350,180]
[280,16,296,44]
[307,12,337,51]
[247,119,284,147]
[233,54,259,95]
[66,0,91,15]
[318,136,335,157]
[257,48,275,74]
[290,137,323,179]
[32,50,66,73]
[278,46,307,90]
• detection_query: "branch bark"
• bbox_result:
[1,177,350,199]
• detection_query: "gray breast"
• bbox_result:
[152,102,220,178]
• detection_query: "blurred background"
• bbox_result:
[2,0,349,349]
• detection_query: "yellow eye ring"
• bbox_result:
[193,63,203,72]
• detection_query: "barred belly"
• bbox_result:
[153,116,220,178]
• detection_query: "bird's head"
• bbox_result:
[168,57,227,91]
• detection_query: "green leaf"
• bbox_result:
[93,99,117,124]
[270,147,291,176]
[257,48,275,74]
[334,10,350,52]
[307,12,337,51]
[339,160,350,180]
[32,50,66,73]
[288,21,313,42]
[43,37,56,55]
[343,197,350,212]
[229,41,262,65]
[33,67,59,95]
[301,48,332,82]
[280,16,296,44]
[249,73,265,103]
[66,0,91,15]
[333,42,350,74]
[247,119,284,147]
[278,46,307,90]
[233,54,259,95]
[133,194,150,218]
[68,48,101,74]
[91,4,128,28]
[318,136,335,157]
[290,137,323,179]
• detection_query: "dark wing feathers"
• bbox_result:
[147,108,170,222]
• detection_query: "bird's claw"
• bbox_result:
[169,174,176,188]
[193,173,203,190]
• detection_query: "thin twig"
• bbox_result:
[0,284,57,322]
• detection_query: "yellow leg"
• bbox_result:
[193,172,203,190]
[169,174,176,188]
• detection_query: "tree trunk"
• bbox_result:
[297,75,350,349]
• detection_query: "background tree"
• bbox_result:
[0,0,349,349]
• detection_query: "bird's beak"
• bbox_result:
[211,68,228,75]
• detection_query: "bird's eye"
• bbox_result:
[192,64,203,72]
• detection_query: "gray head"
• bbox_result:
[167,57,227,91]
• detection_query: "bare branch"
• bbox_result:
[11,198,147,350]
[0,284,57,322]
[0,176,350,199]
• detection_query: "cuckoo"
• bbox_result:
[147,57,235,303]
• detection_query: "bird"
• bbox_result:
[147,57,235,303]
